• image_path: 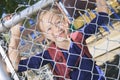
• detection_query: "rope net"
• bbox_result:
[0,0,120,80]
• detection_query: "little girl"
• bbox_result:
[8,0,109,80]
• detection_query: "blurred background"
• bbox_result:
[0,0,120,80]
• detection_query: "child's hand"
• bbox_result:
[10,23,22,37]
[2,14,22,36]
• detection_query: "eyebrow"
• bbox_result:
[52,15,65,24]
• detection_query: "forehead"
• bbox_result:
[39,10,64,31]
[42,11,63,23]
[39,11,63,28]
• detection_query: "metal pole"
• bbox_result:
[0,45,19,80]
[0,0,57,33]
[0,63,11,80]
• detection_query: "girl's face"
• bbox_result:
[39,12,69,42]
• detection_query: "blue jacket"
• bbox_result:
[18,12,109,80]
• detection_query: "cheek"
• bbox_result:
[64,22,69,29]
[45,33,55,41]
[63,23,69,33]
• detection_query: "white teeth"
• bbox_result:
[57,37,65,42]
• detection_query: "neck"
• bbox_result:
[55,39,70,50]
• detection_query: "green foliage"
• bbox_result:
[0,0,39,18]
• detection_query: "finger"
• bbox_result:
[3,14,12,21]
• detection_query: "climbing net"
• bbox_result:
[0,0,120,80]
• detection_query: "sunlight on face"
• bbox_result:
[39,11,70,42]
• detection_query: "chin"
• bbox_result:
[56,37,68,42]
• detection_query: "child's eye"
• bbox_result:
[47,27,52,31]
[57,21,61,24]
[55,21,61,27]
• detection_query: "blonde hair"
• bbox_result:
[37,7,62,31]
[36,6,62,46]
